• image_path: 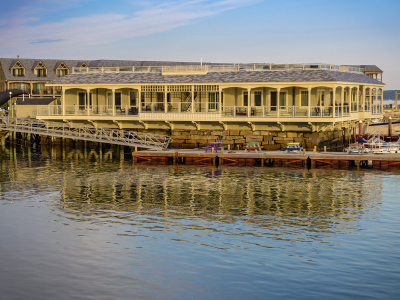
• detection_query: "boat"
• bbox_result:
[344,143,366,154]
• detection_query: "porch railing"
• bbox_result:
[35,104,381,119]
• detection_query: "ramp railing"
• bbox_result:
[0,116,171,150]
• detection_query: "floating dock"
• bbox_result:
[132,149,400,170]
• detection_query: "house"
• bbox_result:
[41,62,384,132]
[0,58,385,132]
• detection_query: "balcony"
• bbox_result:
[34,104,379,122]
[72,63,365,75]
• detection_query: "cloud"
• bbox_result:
[30,39,66,44]
[0,0,259,50]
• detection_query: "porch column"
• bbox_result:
[307,87,311,118]
[219,87,222,114]
[138,89,142,113]
[86,88,90,116]
[247,88,251,117]
[356,87,359,112]
[112,89,116,116]
[62,89,66,116]
[164,86,168,113]
[362,86,366,112]
[276,87,281,118]
[341,87,344,117]
[332,87,336,118]
[191,85,194,113]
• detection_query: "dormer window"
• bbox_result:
[80,62,88,68]
[11,61,25,77]
[33,61,47,77]
[55,62,69,77]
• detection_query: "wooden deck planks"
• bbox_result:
[130,149,400,169]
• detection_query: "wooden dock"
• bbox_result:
[131,149,400,170]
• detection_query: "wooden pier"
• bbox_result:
[131,149,400,170]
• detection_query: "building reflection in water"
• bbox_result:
[0,144,386,241]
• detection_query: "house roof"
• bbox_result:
[0,58,384,85]
[15,98,56,105]
[47,69,384,86]
[0,58,91,82]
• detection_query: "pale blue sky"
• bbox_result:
[1,0,399,89]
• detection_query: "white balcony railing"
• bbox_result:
[35,104,381,120]
[72,63,365,75]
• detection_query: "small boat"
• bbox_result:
[365,142,400,154]
[283,142,303,153]
[344,143,366,154]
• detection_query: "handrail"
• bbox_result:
[72,63,364,75]
[0,116,171,150]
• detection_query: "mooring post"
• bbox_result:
[313,146,316,155]
[303,148,306,155]
[324,146,326,152]
[359,120,363,138]
[388,117,392,138]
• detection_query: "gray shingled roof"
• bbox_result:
[346,65,383,73]
[0,58,90,82]
[15,98,56,105]
[1,58,384,85]
[0,58,219,82]
[48,69,384,85]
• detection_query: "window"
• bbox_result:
[33,83,44,94]
[13,68,23,76]
[57,69,67,77]
[254,91,262,106]
[79,92,92,106]
[279,92,286,107]
[301,91,308,106]
[208,92,218,110]
[130,92,137,106]
[243,92,248,106]
[107,93,113,108]
[317,91,325,106]
[34,69,45,77]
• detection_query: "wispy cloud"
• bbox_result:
[0,0,258,51]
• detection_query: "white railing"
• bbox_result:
[36,105,139,117]
[35,104,377,120]
[72,63,364,75]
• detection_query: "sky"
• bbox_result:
[1,0,400,89]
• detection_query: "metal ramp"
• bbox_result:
[0,116,171,150]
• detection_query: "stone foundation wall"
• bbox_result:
[169,130,344,151]
[20,129,345,151]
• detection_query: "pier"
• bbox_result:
[131,149,400,170]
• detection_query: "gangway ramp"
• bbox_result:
[0,116,171,150]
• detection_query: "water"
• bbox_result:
[0,145,399,299]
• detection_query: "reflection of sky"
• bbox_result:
[1,146,399,299]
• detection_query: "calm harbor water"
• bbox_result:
[0,145,399,299]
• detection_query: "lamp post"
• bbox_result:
[9,91,12,117]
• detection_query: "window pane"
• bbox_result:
[243,92,248,106]
[254,92,262,106]
[130,92,137,106]
[279,92,286,106]
[301,91,308,106]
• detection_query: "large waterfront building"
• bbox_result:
[0,58,384,133]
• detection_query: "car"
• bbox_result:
[283,142,303,153]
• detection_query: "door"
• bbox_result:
[115,93,121,107]
[270,92,277,111]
